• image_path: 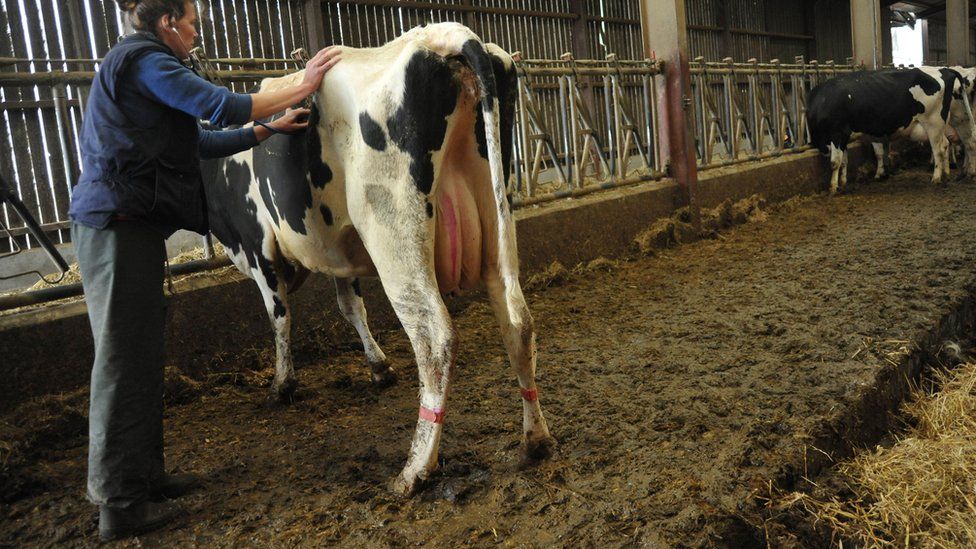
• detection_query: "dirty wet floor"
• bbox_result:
[3,167,976,547]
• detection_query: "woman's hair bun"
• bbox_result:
[115,0,140,11]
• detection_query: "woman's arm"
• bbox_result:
[249,47,341,121]
[198,108,312,159]
[130,47,341,126]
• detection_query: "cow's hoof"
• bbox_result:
[390,472,426,497]
[271,378,298,404]
[369,363,398,388]
[518,435,557,469]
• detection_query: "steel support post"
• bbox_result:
[850,0,883,69]
[639,0,699,229]
[947,0,971,66]
[304,0,326,52]
[921,19,932,65]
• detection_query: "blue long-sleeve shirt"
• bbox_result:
[128,51,259,159]
[70,32,261,234]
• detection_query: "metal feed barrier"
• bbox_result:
[690,56,858,169]
[510,53,665,207]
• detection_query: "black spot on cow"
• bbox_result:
[320,204,333,226]
[359,112,387,151]
[807,68,944,154]
[272,296,286,318]
[466,48,518,183]
[205,159,279,294]
[249,103,334,235]
[386,50,459,195]
[252,113,312,234]
[425,201,434,218]
[351,278,362,297]
[307,104,333,189]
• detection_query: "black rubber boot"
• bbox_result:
[150,472,203,500]
[98,500,181,542]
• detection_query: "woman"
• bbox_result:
[67,0,340,541]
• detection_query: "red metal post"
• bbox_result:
[639,0,699,229]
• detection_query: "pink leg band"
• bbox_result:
[419,406,445,424]
[521,388,538,402]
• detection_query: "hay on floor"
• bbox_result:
[789,364,976,548]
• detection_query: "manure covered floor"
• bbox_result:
[3,167,976,547]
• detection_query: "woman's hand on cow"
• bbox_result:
[302,46,342,94]
[272,107,312,133]
[253,108,312,142]
[249,47,339,123]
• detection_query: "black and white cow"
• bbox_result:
[806,66,976,193]
[204,23,554,495]
[872,66,976,181]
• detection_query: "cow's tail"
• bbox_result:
[458,39,521,288]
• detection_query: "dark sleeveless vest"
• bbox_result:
[69,32,208,236]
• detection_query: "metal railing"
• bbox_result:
[689,55,859,169]
[510,53,665,207]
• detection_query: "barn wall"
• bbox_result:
[686,0,852,63]
[314,0,643,61]
[920,19,976,67]
[927,20,948,65]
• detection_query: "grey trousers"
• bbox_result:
[73,221,166,509]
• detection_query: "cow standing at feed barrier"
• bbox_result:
[202,22,555,495]
[806,66,976,193]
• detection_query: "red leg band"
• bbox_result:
[419,406,445,424]
[521,388,538,402]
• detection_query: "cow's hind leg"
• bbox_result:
[355,197,456,496]
[485,274,555,467]
[334,277,397,387]
[840,148,849,187]
[383,269,455,496]
[952,120,976,181]
[872,141,888,180]
[927,125,951,186]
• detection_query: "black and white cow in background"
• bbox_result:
[204,23,554,495]
[868,66,976,180]
[806,66,976,193]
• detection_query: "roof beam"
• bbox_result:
[915,2,948,18]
